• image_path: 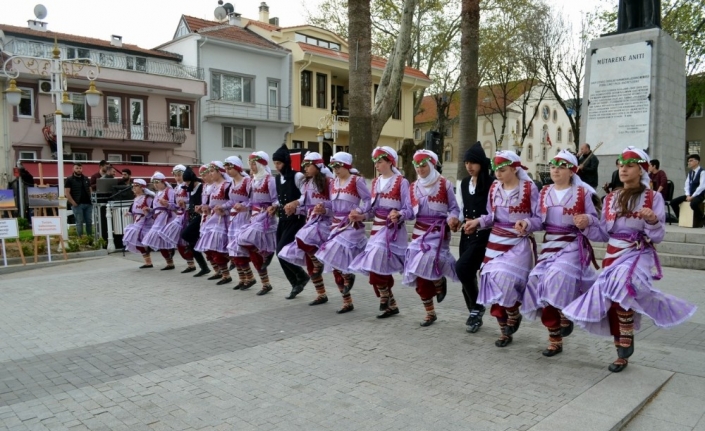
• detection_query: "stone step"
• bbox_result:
[591,247,705,270]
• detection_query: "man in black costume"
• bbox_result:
[618,0,661,32]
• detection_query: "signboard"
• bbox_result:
[27,186,60,208]
[585,41,652,155]
[0,219,19,239]
[31,217,62,236]
[0,190,16,210]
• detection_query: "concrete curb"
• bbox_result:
[0,249,108,275]
[528,365,673,431]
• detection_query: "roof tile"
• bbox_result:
[182,16,287,52]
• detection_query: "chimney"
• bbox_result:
[269,17,279,27]
[229,12,243,27]
[110,35,123,47]
[259,2,270,23]
[27,20,48,32]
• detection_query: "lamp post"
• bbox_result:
[3,40,102,241]
[317,110,338,146]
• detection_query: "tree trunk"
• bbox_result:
[458,0,480,177]
[348,0,374,177]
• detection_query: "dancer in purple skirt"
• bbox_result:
[198,165,219,278]
[315,152,371,314]
[122,179,155,268]
[521,150,606,357]
[195,162,233,285]
[158,164,197,273]
[349,146,414,318]
[464,150,541,347]
[236,152,279,295]
[223,156,256,291]
[403,150,460,326]
[563,146,697,372]
[279,152,335,305]
[141,172,177,270]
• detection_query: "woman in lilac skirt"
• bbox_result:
[349,146,414,319]
[223,156,255,291]
[236,152,279,295]
[403,150,460,327]
[158,164,197,273]
[141,172,177,270]
[122,179,155,268]
[315,152,371,314]
[279,152,335,306]
[464,150,541,347]
[521,150,607,357]
[563,147,697,372]
[195,161,233,285]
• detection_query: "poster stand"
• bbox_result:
[0,219,25,267]
[31,217,67,263]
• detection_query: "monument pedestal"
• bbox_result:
[581,28,686,193]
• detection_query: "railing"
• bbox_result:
[45,116,186,144]
[204,100,291,122]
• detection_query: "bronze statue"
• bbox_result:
[617,0,661,32]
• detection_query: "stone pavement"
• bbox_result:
[0,251,703,431]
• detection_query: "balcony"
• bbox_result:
[44,116,186,144]
[204,100,291,123]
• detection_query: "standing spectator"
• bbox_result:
[102,165,116,179]
[648,159,668,201]
[577,143,599,188]
[603,159,624,195]
[64,162,93,237]
[118,169,132,185]
[90,160,109,191]
[670,154,705,222]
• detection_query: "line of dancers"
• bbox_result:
[122,144,696,372]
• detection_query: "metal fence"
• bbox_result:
[204,101,291,122]
[45,116,187,144]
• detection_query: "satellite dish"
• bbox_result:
[223,3,235,14]
[34,4,48,20]
[214,6,227,20]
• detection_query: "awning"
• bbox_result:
[18,161,182,184]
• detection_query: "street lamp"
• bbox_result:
[3,39,102,241]
[317,110,338,144]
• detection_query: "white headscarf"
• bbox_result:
[224,155,249,178]
[304,151,334,179]
[413,149,441,190]
[172,164,187,173]
[552,149,597,196]
[330,151,360,175]
[248,151,271,183]
[133,178,155,197]
[620,146,651,188]
[151,171,173,189]
[492,150,531,183]
[372,146,401,175]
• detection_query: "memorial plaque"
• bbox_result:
[585,41,652,155]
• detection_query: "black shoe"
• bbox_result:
[139,264,153,269]
[436,277,447,303]
[336,304,354,314]
[161,265,175,271]
[542,346,563,357]
[216,277,232,285]
[560,320,574,337]
[181,267,197,274]
[420,315,437,327]
[504,315,523,336]
[495,336,513,348]
[376,308,400,319]
[617,343,634,359]
[261,253,274,271]
[309,296,328,306]
[286,285,304,300]
[193,268,211,277]
[235,279,257,291]
[256,285,273,296]
[207,274,222,280]
[465,306,485,333]
[342,274,356,295]
[608,359,628,373]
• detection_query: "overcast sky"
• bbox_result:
[2,0,612,50]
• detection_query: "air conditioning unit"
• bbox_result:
[38,80,52,94]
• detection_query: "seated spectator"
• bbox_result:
[671,154,705,223]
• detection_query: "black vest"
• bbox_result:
[460,176,489,220]
[689,167,702,196]
[276,172,303,220]
[187,183,203,217]
[66,174,91,204]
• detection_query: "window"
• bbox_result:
[211,72,252,103]
[107,154,123,162]
[66,47,91,61]
[557,127,562,142]
[295,33,341,51]
[444,149,451,162]
[107,97,121,124]
[316,73,327,109]
[71,153,88,161]
[414,128,421,140]
[542,105,550,121]
[223,125,254,149]
[19,151,37,160]
[18,87,34,117]
[175,21,189,38]
[515,120,520,135]
[527,145,533,161]
[64,93,86,121]
[294,33,307,43]
[528,124,533,138]
[542,145,547,161]
[483,121,493,136]
[99,52,115,67]
[693,104,703,118]
[444,126,453,138]
[292,140,304,150]
[130,155,145,163]
[169,103,190,129]
[330,42,341,51]
[126,56,147,72]
[568,129,574,143]
[301,71,312,107]
[552,109,558,122]
[307,142,319,152]
[542,125,549,144]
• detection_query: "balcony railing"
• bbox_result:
[204,100,291,122]
[44,116,186,144]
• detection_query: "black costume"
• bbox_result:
[180,168,209,275]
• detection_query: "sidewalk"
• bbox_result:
[0,251,702,430]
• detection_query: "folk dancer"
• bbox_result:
[563,147,697,372]
[349,146,414,318]
[141,172,177,270]
[272,144,311,300]
[122,179,156,268]
[224,156,256,291]
[279,152,334,305]
[315,152,372,314]
[403,150,460,327]
[158,164,197,273]
[235,152,279,296]
[464,150,541,347]
[195,162,233,285]
[521,150,605,357]
[455,142,494,333]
